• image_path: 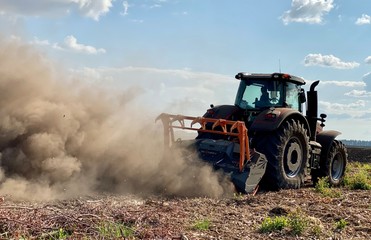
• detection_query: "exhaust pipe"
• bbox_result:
[306,80,320,141]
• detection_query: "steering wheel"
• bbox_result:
[270,98,279,104]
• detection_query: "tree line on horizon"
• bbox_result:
[342,139,371,147]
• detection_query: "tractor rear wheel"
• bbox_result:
[255,119,310,189]
[312,140,347,186]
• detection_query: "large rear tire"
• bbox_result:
[255,119,310,189]
[312,140,347,186]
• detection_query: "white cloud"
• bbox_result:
[303,53,360,69]
[30,37,51,46]
[57,35,106,54]
[362,72,371,91]
[344,90,371,98]
[121,1,129,16]
[0,0,113,21]
[320,80,366,88]
[150,4,162,8]
[281,0,334,25]
[73,0,113,21]
[150,0,168,8]
[75,66,232,84]
[30,35,106,54]
[363,72,371,79]
[320,100,369,117]
[172,11,188,16]
[355,14,371,25]
[130,19,144,23]
[364,56,371,64]
[140,0,169,9]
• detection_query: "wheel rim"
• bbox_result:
[284,138,303,178]
[331,152,345,181]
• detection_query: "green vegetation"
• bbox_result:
[288,210,308,235]
[315,177,342,198]
[343,162,371,190]
[313,162,370,198]
[191,219,211,231]
[259,216,288,233]
[311,224,322,237]
[259,210,319,236]
[233,192,244,200]
[335,219,348,231]
[57,228,69,239]
[97,221,135,238]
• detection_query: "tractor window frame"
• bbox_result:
[284,82,302,111]
[235,79,285,110]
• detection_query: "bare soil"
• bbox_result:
[347,147,371,163]
[0,148,370,240]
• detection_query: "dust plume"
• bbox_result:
[0,38,233,200]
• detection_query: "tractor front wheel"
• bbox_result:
[312,140,347,186]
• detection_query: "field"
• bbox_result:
[347,147,371,163]
[0,147,370,240]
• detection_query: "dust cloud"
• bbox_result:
[0,38,233,201]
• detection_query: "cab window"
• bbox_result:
[285,83,301,110]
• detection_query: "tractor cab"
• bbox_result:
[234,72,306,112]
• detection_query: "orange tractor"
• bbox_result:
[157,72,347,193]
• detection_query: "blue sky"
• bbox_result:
[0,0,371,140]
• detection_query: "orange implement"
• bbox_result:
[156,113,251,172]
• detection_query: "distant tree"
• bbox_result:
[341,140,371,147]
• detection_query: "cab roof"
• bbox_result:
[235,72,306,85]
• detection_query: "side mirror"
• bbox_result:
[299,89,306,103]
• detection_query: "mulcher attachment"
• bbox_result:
[156,113,267,193]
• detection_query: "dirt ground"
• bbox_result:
[0,147,370,239]
[347,147,371,163]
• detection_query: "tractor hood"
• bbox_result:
[203,105,242,120]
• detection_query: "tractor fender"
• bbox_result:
[250,108,310,132]
[316,130,342,157]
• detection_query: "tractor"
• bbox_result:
[156,72,347,193]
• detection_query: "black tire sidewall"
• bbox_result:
[255,119,310,189]
[276,120,309,188]
[326,141,347,186]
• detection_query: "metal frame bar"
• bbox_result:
[156,113,251,172]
